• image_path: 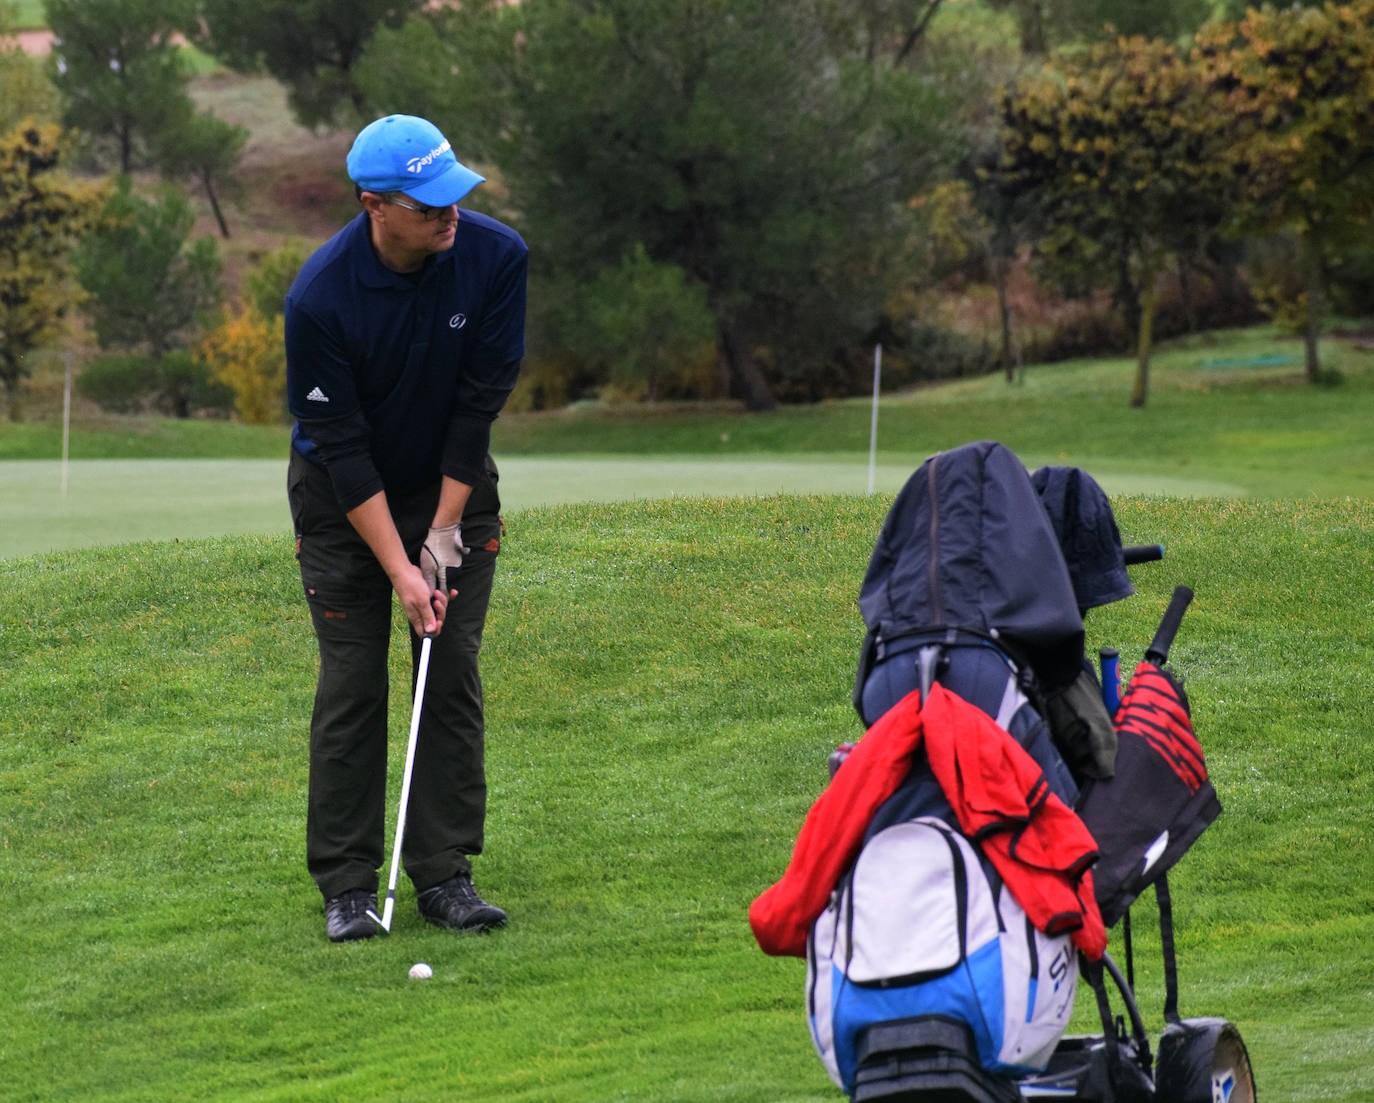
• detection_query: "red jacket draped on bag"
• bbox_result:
[749,683,1107,961]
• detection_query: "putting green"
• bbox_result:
[0,456,1245,560]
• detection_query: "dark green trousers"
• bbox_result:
[287,448,502,901]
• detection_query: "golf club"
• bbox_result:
[367,632,433,933]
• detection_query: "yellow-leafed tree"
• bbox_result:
[1000,36,1230,406]
[0,121,109,420]
[196,307,285,425]
[1195,0,1374,382]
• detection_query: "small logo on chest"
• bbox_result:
[449,313,467,330]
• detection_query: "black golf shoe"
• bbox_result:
[417,873,507,932]
[324,888,379,942]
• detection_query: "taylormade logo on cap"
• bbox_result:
[406,140,451,175]
[347,115,485,209]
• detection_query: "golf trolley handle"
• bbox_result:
[1145,585,1194,666]
[1123,544,1165,565]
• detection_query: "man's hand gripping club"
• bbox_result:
[344,491,450,638]
[420,522,469,600]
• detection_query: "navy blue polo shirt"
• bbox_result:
[286,209,527,511]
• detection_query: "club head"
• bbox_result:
[366,899,394,933]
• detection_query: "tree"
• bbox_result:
[0,121,109,420]
[154,108,249,238]
[986,0,1213,56]
[194,0,425,129]
[1061,0,1214,43]
[243,238,313,320]
[560,244,716,402]
[1001,35,1228,405]
[359,0,967,410]
[0,3,62,133]
[1195,0,1374,382]
[190,240,306,423]
[46,0,196,173]
[962,130,1046,382]
[196,308,285,424]
[75,176,223,414]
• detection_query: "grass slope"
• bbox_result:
[3,326,1372,558]
[6,324,1372,485]
[2,495,1371,1101]
[0,452,1245,560]
[486,332,1374,500]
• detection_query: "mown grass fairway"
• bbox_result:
[0,454,1247,559]
[2,494,1372,1102]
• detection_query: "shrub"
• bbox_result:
[160,349,234,418]
[244,238,312,320]
[196,308,286,425]
[77,351,233,417]
[521,247,718,408]
[1243,233,1308,335]
[75,354,159,414]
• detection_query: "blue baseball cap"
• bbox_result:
[346,115,485,208]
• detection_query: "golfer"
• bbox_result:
[285,114,527,942]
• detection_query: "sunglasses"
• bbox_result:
[380,193,455,221]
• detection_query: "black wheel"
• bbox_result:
[1155,1017,1257,1103]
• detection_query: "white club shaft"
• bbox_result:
[378,634,432,930]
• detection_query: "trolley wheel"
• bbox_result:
[1155,1018,1256,1103]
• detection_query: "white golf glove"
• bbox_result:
[420,523,469,595]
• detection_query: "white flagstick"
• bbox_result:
[61,355,72,498]
[867,343,881,495]
[368,634,433,932]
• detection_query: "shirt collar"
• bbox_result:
[350,211,441,289]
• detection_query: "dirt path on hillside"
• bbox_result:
[5,28,200,56]
[3,30,55,54]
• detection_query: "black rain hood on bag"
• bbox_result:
[858,441,1086,689]
[1030,465,1134,613]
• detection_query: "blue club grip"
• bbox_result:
[1099,647,1121,716]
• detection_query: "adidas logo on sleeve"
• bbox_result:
[306,386,330,403]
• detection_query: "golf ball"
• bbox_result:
[409,962,433,980]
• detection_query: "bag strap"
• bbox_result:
[1157,873,1182,1025]
[852,627,879,718]
[1084,956,1127,1085]
[918,645,942,705]
[1085,951,1156,1086]
[1122,907,1135,992]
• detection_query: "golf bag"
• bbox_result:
[843,443,1111,1099]
[751,441,1257,1103]
[753,443,1111,1098]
